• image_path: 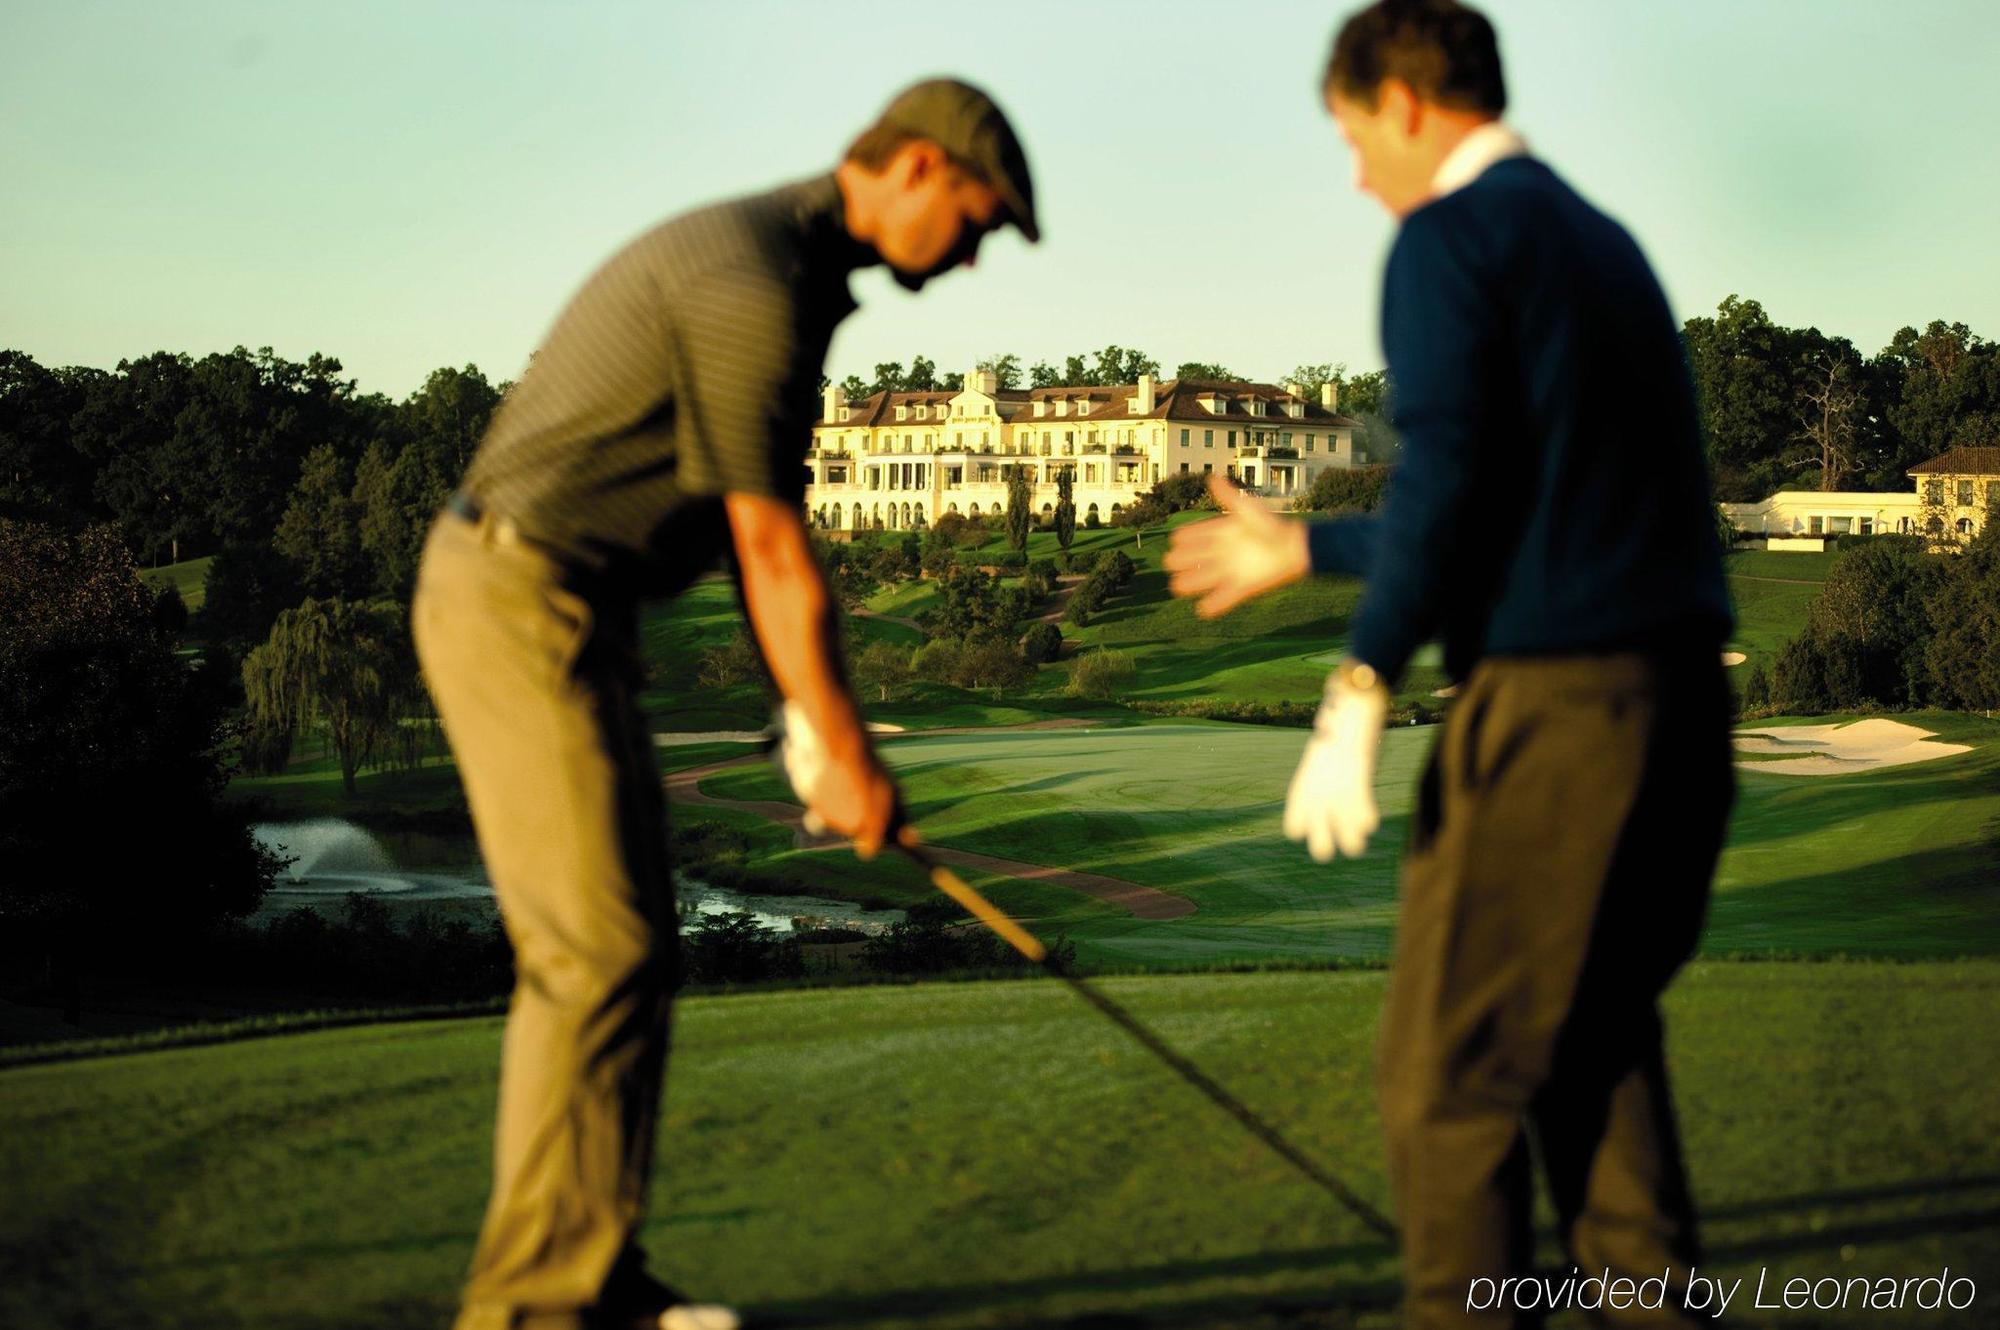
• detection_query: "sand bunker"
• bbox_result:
[1732,718,1970,776]
[1721,652,1746,666]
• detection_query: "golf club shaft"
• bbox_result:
[895,841,1398,1242]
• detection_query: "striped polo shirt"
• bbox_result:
[460,173,876,594]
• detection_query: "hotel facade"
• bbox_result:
[805,368,1367,533]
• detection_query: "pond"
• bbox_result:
[250,820,904,935]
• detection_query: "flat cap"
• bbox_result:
[871,77,1039,243]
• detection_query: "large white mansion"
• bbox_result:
[805,368,1366,532]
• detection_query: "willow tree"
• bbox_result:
[243,596,427,793]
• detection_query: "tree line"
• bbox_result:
[1683,298,1999,500]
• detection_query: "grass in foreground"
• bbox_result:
[1,961,1993,1329]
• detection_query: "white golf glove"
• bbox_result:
[1283,660,1389,863]
[777,699,831,836]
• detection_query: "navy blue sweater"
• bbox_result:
[1307,157,1731,684]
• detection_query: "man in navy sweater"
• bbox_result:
[1167,3,1734,1324]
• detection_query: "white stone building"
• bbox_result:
[1720,446,2000,546]
[804,368,1366,532]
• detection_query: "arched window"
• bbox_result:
[1957,517,1974,535]
[1087,503,1100,521]
[1110,503,1123,520]
[1927,516,1944,535]
[851,503,863,530]
[914,504,925,528]
[970,503,981,517]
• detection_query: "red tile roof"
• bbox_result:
[1909,446,2000,476]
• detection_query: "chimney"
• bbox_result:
[1135,372,1155,414]
[823,380,845,421]
[1320,381,1338,410]
[1283,381,1302,399]
[975,368,998,394]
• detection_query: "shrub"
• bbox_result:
[1770,634,1832,714]
[151,584,189,635]
[1295,465,1391,514]
[957,549,1026,572]
[681,910,804,986]
[862,900,1038,974]
[1095,548,1135,586]
[1741,660,1771,711]
[1021,621,1063,664]
[1067,648,1136,699]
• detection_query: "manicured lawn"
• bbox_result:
[1722,546,1839,677]
[3,961,1994,1329]
[695,715,2000,966]
[137,554,214,613]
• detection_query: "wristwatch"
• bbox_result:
[1334,656,1385,695]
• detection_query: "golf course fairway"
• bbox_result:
[691,713,2000,966]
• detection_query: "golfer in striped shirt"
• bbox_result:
[412,80,1038,1330]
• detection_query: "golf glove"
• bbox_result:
[1283,660,1388,863]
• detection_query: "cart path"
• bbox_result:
[851,606,923,631]
[663,751,1198,921]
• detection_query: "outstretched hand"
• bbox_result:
[1162,474,1311,617]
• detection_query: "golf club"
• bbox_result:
[762,709,1397,1242]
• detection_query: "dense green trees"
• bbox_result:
[0,347,506,649]
[1765,526,2000,714]
[1681,299,2000,500]
[0,521,280,1011]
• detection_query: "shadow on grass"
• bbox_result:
[1703,842,2000,956]
[722,1239,1401,1330]
[28,1173,2000,1330]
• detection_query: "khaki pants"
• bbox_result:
[1380,653,1734,1328]
[412,512,678,1330]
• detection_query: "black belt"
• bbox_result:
[445,491,625,602]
